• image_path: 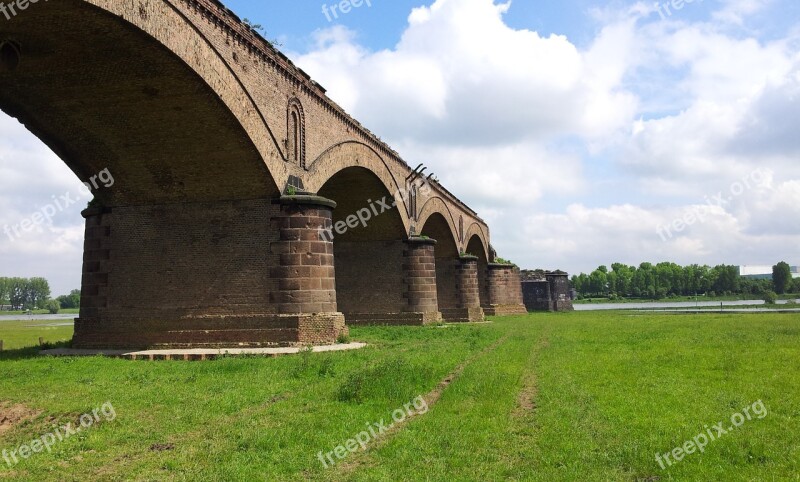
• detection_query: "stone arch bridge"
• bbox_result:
[0,0,525,348]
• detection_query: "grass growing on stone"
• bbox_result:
[1,312,799,480]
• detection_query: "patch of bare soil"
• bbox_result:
[512,336,549,419]
[149,443,175,452]
[0,402,41,435]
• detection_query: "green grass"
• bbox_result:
[0,308,79,315]
[0,319,73,350]
[1,312,799,480]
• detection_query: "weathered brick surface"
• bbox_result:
[334,240,406,317]
[521,271,574,312]
[270,196,339,315]
[443,257,485,322]
[483,264,528,316]
[74,196,348,348]
[402,238,442,323]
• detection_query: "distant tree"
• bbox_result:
[28,277,51,309]
[773,262,792,295]
[588,268,608,297]
[8,278,26,310]
[0,278,9,307]
[56,289,81,309]
[712,265,740,294]
[611,263,634,297]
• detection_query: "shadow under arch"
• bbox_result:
[465,234,490,308]
[419,212,460,316]
[318,166,410,325]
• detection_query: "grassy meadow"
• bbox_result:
[0,311,799,480]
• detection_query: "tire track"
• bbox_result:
[335,333,512,476]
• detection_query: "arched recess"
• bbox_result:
[286,98,306,169]
[0,0,297,347]
[465,234,490,308]
[464,223,489,257]
[420,212,460,313]
[318,167,408,324]
[307,141,412,234]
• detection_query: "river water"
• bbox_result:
[574,299,800,311]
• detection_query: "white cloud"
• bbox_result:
[291,0,800,272]
[713,0,773,25]
[0,116,86,294]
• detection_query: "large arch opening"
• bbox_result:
[318,167,408,324]
[466,234,489,308]
[420,213,460,315]
[0,1,297,348]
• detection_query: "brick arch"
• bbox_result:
[417,197,461,249]
[307,141,412,234]
[463,223,490,260]
[98,0,293,190]
[0,0,285,203]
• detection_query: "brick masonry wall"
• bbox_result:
[402,239,440,318]
[483,264,527,316]
[522,280,552,311]
[442,257,485,322]
[74,196,349,348]
[6,0,502,344]
[334,240,405,315]
[435,258,459,310]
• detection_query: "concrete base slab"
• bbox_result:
[40,342,367,361]
[483,304,528,316]
[344,311,442,326]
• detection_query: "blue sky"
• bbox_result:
[1,0,799,295]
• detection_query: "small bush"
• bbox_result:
[317,357,336,378]
[46,299,60,314]
[336,333,351,344]
[763,291,778,305]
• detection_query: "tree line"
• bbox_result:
[571,262,799,300]
[0,277,80,311]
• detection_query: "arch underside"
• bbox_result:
[0,0,280,205]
